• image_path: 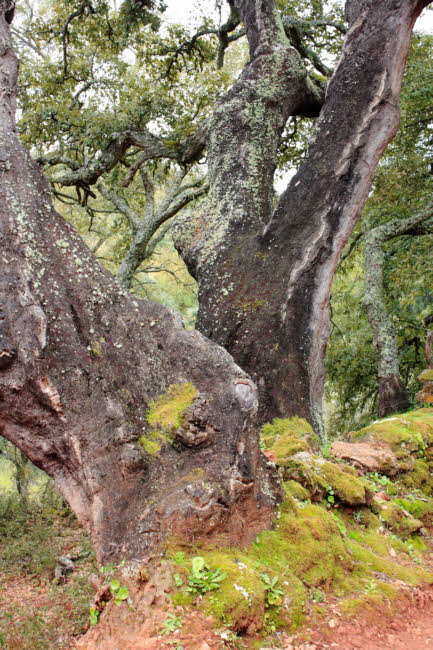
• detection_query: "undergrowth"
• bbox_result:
[0,488,96,649]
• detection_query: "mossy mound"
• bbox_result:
[352,408,433,454]
[395,496,433,523]
[379,500,423,539]
[261,417,313,461]
[284,479,310,502]
[199,551,267,634]
[419,369,433,381]
[351,408,433,490]
[281,452,372,506]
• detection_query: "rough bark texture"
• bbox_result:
[363,231,410,417]
[174,0,430,439]
[363,205,433,417]
[0,2,280,563]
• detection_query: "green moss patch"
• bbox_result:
[147,382,198,429]
[261,417,312,461]
[419,369,433,381]
[379,501,423,539]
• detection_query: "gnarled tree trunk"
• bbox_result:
[0,1,279,563]
[175,0,430,440]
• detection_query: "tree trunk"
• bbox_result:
[0,2,280,563]
[363,230,410,417]
[426,330,433,369]
[175,0,429,440]
[363,205,433,417]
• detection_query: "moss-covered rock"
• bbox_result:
[281,452,372,506]
[284,479,310,502]
[260,417,312,462]
[379,500,423,539]
[395,496,433,523]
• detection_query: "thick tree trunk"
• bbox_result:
[175,0,429,439]
[0,2,279,563]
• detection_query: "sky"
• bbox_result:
[163,0,433,33]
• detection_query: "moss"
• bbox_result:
[204,553,267,633]
[348,539,431,584]
[284,480,310,502]
[260,417,312,461]
[419,369,433,381]
[395,497,433,522]
[147,382,198,430]
[339,582,399,618]
[379,501,422,539]
[137,430,171,457]
[139,437,161,456]
[407,459,431,491]
[352,409,433,453]
[252,504,353,588]
[320,461,371,506]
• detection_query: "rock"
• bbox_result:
[380,501,423,539]
[54,555,74,582]
[331,440,397,474]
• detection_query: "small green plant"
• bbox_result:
[367,472,392,493]
[352,510,364,524]
[161,613,183,635]
[173,573,183,587]
[325,485,335,508]
[186,556,226,594]
[109,579,129,606]
[331,512,347,536]
[322,442,334,459]
[365,579,377,593]
[89,607,99,626]
[261,573,284,607]
[311,586,326,603]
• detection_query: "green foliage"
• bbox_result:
[261,574,284,607]
[0,485,96,648]
[109,579,130,605]
[89,607,99,626]
[161,613,183,635]
[186,556,226,594]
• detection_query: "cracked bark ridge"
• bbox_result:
[175,0,430,439]
[0,2,281,563]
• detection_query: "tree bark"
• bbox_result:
[363,205,433,417]
[363,229,410,417]
[174,0,430,440]
[0,1,279,563]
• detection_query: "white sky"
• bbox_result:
[163,0,433,33]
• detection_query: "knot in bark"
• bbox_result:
[175,395,218,448]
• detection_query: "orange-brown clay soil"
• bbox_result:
[289,585,433,650]
[75,584,433,650]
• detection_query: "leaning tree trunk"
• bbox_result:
[0,1,279,563]
[174,0,430,440]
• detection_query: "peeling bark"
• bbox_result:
[175,0,430,439]
[0,1,280,562]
